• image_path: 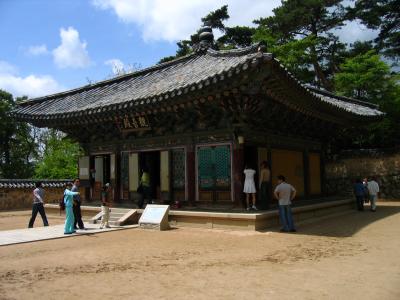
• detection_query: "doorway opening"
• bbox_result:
[91,154,111,201]
[244,145,258,180]
[139,151,161,201]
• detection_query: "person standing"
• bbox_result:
[140,168,152,205]
[28,181,49,228]
[367,177,380,212]
[243,165,257,211]
[64,182,80,234]
[274,175,297,232]
[72,178,85,230]
[259,161,271,210]
[100,183,111,229]
[363,177,370,204]
[353,178,365,211]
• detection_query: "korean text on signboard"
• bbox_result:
[115,115,151,132]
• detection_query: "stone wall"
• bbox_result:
[324,148,400,199]
[0,180,85,211]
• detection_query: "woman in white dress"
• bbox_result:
[243,165,257,210]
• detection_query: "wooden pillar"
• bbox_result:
[233,143,244,207]
[303,150,310,199]
[114,151,121,202]
[186,144,196,205]
[320,147,327,196]
[267,148,273,205]
[89,155,95,201]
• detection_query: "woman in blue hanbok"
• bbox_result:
[64,182,80,234]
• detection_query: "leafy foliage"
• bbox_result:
[201,5,229,31]
[349,0,400,58]
[0,90,37,178]
[335,50,392,100]
[334,51,400,147]
[217,26,256,48]
[254,0,347,90]
[34,130,82,179]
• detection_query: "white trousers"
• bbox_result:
[100,206,110,227]
[370,195,378,210]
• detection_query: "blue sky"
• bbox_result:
[0,0,377,99]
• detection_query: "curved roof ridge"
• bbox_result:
[18,44,265,107]
[304,85,380,109]
[207,43,261,57]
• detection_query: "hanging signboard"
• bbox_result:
[115,114,151,133]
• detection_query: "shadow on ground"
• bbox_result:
[266,202,400,238]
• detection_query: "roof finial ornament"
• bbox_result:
[193,25,214,53]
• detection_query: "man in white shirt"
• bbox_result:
[367,177,380,212]
[274,175,297,232]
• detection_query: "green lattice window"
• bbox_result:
[172,149,185,189]
[198,145,231,190]
[121,152,129,190]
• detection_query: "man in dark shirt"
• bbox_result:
[28,181,49,228]
[72,178,85,229]
[353,178,365,211]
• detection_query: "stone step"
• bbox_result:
[110,208,131,212]
[90,209,138,226]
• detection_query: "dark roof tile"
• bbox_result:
[13,44,383,121]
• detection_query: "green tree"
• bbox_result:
[254,0,348,90]
[158,5,231,63]
[349,0,400,58]
[34,130,82,179]
[201,5,229,31]
[217,26,256,49]
[344,40,375,58]
[0,90,37,178]
[335,50,392,100]
[253,30,318,83]
[334,51,400,147]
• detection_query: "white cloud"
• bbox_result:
[105,58,124,74]
[92,0,281,42]
[333,20,379,44]
[0,60,18,75]
[0,60,64,98]
[92,0,378,45]
[26,44,49,56]
[53,27,92,68]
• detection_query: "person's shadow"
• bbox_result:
[276,202,400,237]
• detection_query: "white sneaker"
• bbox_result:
[252,205,258,210]
[246,207,250,211]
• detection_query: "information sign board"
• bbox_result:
[138,205,170,230]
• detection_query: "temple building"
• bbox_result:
[13,27,383,208]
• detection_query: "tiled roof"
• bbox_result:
[13,44,383,122]
[305,86,383,117]
[0,179,71,189]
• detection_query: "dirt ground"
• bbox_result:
[1,201,400,300]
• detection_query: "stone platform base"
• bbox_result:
[46,198,353,231]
